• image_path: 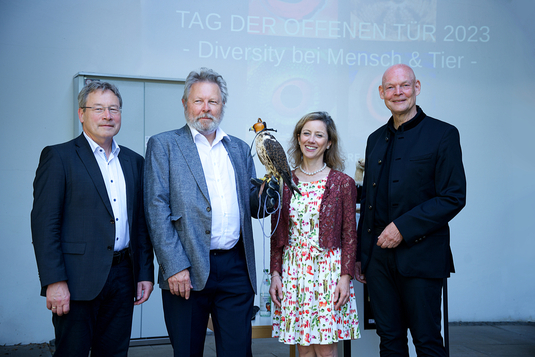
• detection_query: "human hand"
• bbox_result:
[168,269,192,299]
[355,262,366,284]
[269,272,283,308]
[334,275,351,310]
[134,281,154,305]
[377,222,403,249]
[46,281,70,316]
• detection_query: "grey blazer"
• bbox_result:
[144,125,257,293]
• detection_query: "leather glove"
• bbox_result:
[250,177,280,215]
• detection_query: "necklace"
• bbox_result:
[299,163,327,176]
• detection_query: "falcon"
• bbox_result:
[250,118,301,198]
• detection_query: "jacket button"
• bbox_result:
[378,160,382,164]
[206,207,211,212]
[372,182,377,187]
[107,246,113,251]
[367,229,371,233]
[110,218,114,224]
[205,230,211,234]
[368,205,373,210]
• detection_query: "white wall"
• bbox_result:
[1,0,534,345]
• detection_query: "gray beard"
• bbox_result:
[186,113,222,135]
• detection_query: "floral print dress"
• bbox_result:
[272,179,360,345]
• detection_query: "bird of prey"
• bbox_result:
[250,118,301,198]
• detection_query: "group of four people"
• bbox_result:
[31,64,466,357]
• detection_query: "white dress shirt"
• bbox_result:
[83,133,129,252]
[189,125,241,250]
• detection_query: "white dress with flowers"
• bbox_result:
[272,179,360,345]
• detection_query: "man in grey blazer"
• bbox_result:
[144,68,274,357]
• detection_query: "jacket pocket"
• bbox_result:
[62,242,86,255]
[409,153,433,162]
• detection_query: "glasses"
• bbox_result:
[82,106,122,115]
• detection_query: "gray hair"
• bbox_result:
[78,80,122,110]
[182,68,228,115]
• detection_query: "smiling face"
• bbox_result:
[183,81,223,136]
[298,119,331,162]
[379,64,421,125]
[78,89,121,149]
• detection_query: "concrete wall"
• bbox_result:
[1,0,534,345]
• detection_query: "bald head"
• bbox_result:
[379,64,421,127]
[382,64,416,88]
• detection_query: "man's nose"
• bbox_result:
[103,108,113,118]
[201,101,210,112]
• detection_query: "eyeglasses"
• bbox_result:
[82,106,122,115]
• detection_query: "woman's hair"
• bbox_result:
[288,111,345,171]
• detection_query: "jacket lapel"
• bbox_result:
[174,126,210,202]
[74,134,114,217]
[118,150,134,227]
[222,136,243,188]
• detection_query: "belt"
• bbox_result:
[112,248,130,266]
[210,241,240,256]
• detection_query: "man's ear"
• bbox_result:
[378,85,385,99]
[414,80,421,96]
[78,108,84,125]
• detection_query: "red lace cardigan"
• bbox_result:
[270,169,358,277]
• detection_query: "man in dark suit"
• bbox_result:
[31,81,154,357]
[356,64,466,356]
[144,68,275,357]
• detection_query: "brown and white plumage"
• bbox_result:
[354,158,365,186]
[250,118,301,197]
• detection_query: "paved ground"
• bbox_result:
[2,323,534,356]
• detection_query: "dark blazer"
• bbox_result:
[357,107,466,279]
[144,125,258,293]
[31,134,154,300]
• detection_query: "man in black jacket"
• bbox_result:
[31,81,154,357]
[356,64,466,356]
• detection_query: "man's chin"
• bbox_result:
[194,123,218,134]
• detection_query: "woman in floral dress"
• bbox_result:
[270,112,360,357]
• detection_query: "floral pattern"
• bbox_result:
[272,179,360,345]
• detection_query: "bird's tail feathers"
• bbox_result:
[290,180,302,196]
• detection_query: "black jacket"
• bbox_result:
[357,107,466,278]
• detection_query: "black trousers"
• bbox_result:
[366,245,445,357]
[52,258,135,357]
[162,240,254,357]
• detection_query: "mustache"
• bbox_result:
[195,113,217,120]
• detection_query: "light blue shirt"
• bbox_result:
[83,133,129,252]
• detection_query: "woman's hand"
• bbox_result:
[333,274,352,310]
[269,272,283,308]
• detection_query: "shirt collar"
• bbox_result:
[187,124,229,146]
[83,132,120,156]
[387,105,426,133]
